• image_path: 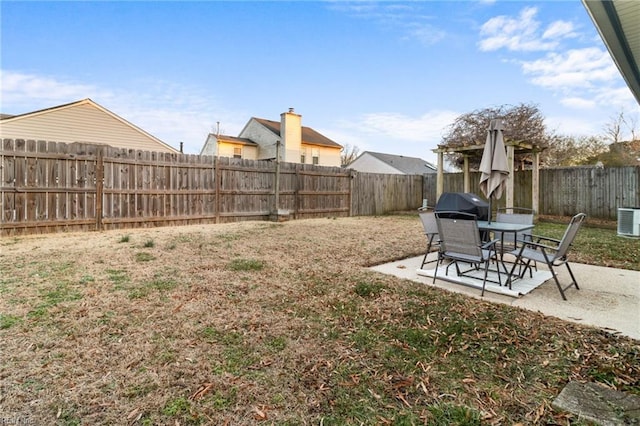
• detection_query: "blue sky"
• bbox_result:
[1,1,638,165]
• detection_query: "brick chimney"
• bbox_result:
[280,108,301,162]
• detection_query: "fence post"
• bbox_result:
[95,147,104,231]
[215,156,220,223]
[273,140,281,215]
[349,169,355,216]
[293,164,300,219]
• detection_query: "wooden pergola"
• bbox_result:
[432,141,545,214]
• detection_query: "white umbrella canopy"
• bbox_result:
[479,119,509,222]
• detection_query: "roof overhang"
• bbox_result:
[582,0,640,105]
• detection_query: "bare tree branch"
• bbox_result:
[341,144,361,167]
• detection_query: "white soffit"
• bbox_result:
[583,0,640,105]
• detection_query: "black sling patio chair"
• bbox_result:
[506,213,586,300]
[433,211,501,297]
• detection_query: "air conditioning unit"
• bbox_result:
[617,208,640,237]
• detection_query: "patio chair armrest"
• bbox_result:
[518,239,558,252]
[481,239,500,250]
[531,234,561,245]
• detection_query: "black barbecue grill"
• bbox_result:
[434,192,489,221]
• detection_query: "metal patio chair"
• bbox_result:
[496,207,535,250]
[496,207,536,276]
[433,211,501,296]
[506,213,586,300]
[418,208,440,268]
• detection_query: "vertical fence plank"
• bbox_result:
[1,139,16,223]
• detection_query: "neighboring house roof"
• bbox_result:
[212,134,258,146]
[253,117,342,148]
[582,0,640,105]
[0,98,179,153]
[350,151,437,174]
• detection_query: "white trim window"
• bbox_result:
[233,146,242,159]
[312,148,319,165]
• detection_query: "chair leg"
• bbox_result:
[548,265,567,301]
[432,252,440,284]
[421,237,436,269]
[506,258,518,289]
[420,252,429,269]
[481,259,490,297]
[565,262,580,290]
[506,256,530,290]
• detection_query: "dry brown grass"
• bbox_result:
[0,215,638,425]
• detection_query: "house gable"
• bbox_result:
[200,133,257,159]
[348,151,437,175]
[238,118,280,160]
[0,98,179,154]
[252,117,342,149]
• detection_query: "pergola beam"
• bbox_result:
[432,141,544,214]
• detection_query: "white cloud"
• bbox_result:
[479,7,576,52]
[0,69,240,154]
[518,47,637,110]
[352,111,458,141]
[542,20,577,40]
[521,47,618,89]
[546,114,602,136]
[404,23,446,46]
[333,110,460,163]
[328,2,445,46]
[476,7,636,115]
[592,86,639,110]
[560,97,596,109]
[1,70,113,110]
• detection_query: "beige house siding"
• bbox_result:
[217,141,258,159]
[0,99,178,153]
[300,144,341,167]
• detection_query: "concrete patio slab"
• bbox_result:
[370,254,640,340]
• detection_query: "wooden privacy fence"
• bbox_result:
[350,172,424,216]
[1,140,352,236]
[425,166,640,219]
[2,139,639,236]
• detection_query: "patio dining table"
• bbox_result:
[477,220,535,242]
[477,220,536,285]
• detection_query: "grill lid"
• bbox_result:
[434,192,489,221]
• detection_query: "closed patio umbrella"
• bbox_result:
[479,119,509,223]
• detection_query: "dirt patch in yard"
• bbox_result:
[0,216,637,425]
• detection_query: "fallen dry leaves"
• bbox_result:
[0,215,637,425]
